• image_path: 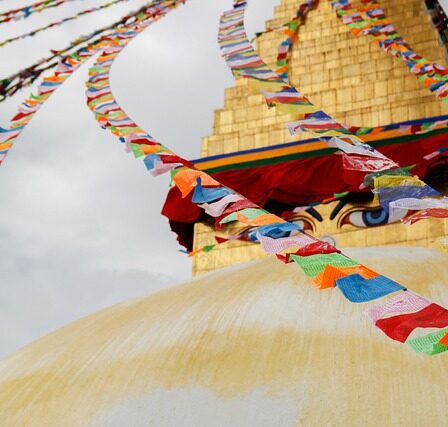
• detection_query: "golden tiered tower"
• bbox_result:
[193,0,448,275]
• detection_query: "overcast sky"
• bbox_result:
[0,0,281,357]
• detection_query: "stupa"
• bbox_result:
[1,1,448,426]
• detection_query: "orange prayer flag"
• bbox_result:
[236,212,281,226]
[43,75,65,83]
[350,27,365,36]
[312,264,379,290]
[0,142,13,151]
[424,78,441,88]
[439,333,448,346]
[188,247,203,257]
[97,53,117,63]
[276,65,288,74]
[173,169,220,198]
[25,98,41,107]
[141,145,162,154]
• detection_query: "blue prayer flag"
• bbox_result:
[192,178,232,203]
[335,274,405,303]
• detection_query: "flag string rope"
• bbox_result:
[0,1,173,165]
[0,1,155,101]
[0,0,131,48]
[275,0,318,82]
[332,0,448,101]
[0,0,87,25]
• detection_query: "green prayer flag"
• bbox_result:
[290,253,358,277]
[407,328,448,356]
[220,208,267,224]
[334,191,349,199]
[363,165,415,187]
[130,144,144,158]
[348,21,368,29]
[276,59,287,67]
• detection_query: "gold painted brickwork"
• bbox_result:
[193,0,448,275]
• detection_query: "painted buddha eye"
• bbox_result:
[293,218,314,232]
[341,207,408,228]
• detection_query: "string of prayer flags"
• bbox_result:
[0,0,84,24]
[350,117,448,138]
[276,33,297,81]
[0,0,131,48]
[332,0,448,102]
[332,0,369,35]
[151,159,183,177]
[0,1,156,101]
[0,48,105,164]
[219,0,311,118]
[262,88,316,115]
[287,111,353,136]
[274,1,318,82]
[407,328,448,356]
